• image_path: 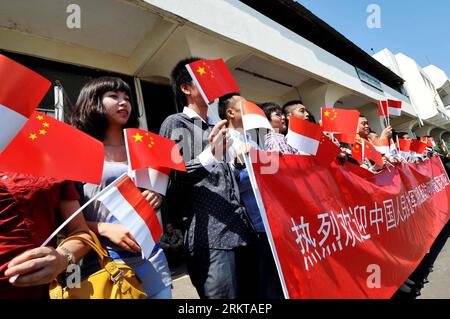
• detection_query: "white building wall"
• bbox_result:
[424,65,450,108]
[143,0,408,105]
[373,49,447,123]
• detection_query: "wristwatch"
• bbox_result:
[58,247,76,266]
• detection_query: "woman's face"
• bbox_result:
[102,90,131,127]
[270,110,287,134]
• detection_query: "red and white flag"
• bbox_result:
[387,100,402,117]
[378,100,402,118]
[421,137,436,148]
[97,175,163,259]
[129,166,170,196]
[241,100,272,131]
[286,116,323,155]
[0,54,51,153]
[370,138,390,155]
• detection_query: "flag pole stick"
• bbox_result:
[239,101,290,299]
[379,100,389,129]
[10,172,128,283]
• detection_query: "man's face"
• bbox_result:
[181,82,207,109]
[289,104,309,120]
[358,117,370,138]
[166,224,173,234]
[229,96,245,125]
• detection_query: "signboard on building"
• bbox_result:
[356,67,383,91]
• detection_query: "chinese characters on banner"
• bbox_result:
[252,154,450,299]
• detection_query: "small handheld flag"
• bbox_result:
[185,58,240,104]
[0,54,51,153]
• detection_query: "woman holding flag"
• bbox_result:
[71,76,172,299]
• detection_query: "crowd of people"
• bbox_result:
[1,56,449,299]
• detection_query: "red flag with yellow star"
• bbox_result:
[0,112,104,184]
[185,58,240,104]
[124,128,186,173]
[0,54,51,153]
[351,141,364,164]
[321,107,360,145]
[313,134,341,167]
[351,139,383,167]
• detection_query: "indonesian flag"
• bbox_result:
[0,112,104,184]
[286,116,323,155]
[321,108,360,144]
[421,137,436,148]
[129,167,170,196]
[410,140,427,154]
[124,128,185,195]
[185,58,240,104]
[370,138,390,155]
[0,54,51,153]
[387,100,402,117]
[378,100,402,117]
[241,100,272,131]
[97,175,163,259]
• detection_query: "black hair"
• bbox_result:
[261,102,282,121]
[170,57,203,110]
[218,92,240,120]
[397,132,410,139]
[306,109,317,124]
[282,100,303,115]
[71,76,139,141]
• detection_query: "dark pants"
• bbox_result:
[186,246,256,299]
[254,233,284,299]
[163,246,183,269]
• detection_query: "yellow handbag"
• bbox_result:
[49,231,147,299]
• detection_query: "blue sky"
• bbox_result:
[296,0,450,75]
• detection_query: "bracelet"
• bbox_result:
[58,247,76,267]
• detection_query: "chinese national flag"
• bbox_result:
[365,141,384,167]
[185,58,240,104]
[0,112,104,184]
[378,100,388,117]
[397,138,412,152]
[313,134,341,167]
[410,140,427,154]
[124,128,186,172]
[321,107,360,144]
[0,54,51,153]
[351,141,364,165]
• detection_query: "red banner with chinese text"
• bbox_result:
[252,154,450,299]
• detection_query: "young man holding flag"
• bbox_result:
[159,58,254,299]
[218,93,284,299]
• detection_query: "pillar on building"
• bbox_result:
[296,80,352,120]
[414,125,435,138]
